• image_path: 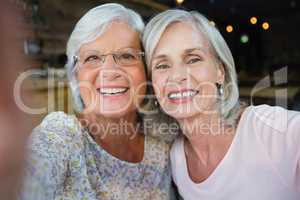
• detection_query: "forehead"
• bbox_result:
[80,20,141,53]
[154,21,210,56]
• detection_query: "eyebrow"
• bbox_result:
[152,54,168,61]
[152,46,208,62]
[81,46,141,54]
[184,47,206,54]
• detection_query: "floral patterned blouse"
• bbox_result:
[20,112,175,200]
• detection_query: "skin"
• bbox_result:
[76,21,146,163]
[151,21,237,183]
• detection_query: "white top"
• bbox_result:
[170,105,300,200]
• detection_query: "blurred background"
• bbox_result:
[18,0,300,125]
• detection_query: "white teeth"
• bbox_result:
[99,88,128,95]
[168,90,198,99]
[182,91,196,97]
[169,93,182,99]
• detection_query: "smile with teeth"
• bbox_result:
[97,87,129,96]
[168,90,199,99]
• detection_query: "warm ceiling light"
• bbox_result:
[226,25,233,33]
[262,22,270,30]
[176,0,184,4]
[250,17,258,24]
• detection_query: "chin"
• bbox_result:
[95,104,137,119]
[96,111,126,119]
[161,101,211,120]
[165,109,199,120]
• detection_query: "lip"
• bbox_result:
[166,88,199,104]
[96,85,129,89]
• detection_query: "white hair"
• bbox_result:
[65,3,144,112]
[142,9,242,125]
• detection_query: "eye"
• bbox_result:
[84,55,100,63]
[186,55,202,64]
[187,58,200,64]
[154,64,170,70]
[119,53,136,60]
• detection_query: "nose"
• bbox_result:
[97,55,122,80]
[167,63,188,84]
[102,54,117,69]
[97,56,121,82]
[99,69,122,81]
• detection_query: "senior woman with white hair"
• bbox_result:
[21,3,175,200]
[143,9,300,199]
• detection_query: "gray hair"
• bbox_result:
[65,3,144,112]
[142,9,242,125]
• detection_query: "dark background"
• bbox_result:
[21,0,300,117]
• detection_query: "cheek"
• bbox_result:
[129,67,146,94]
[192,67,218,98]
[77,71,98,103]
[152,72,167,98]
[77,70,98,83]
[191,64,219,84]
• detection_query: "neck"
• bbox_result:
[178,110,235,159]
[178,110,226,138]
[79,110,142,143]
[78,110,144,163]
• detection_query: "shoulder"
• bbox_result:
[146,134,171,154]
[244,104,300,135]
[242,105,300,174]
[38,111,81,136]
[22,112,81,198]
[145,135,171,169]
[32,111,82,139]
[29,112,83,153]
[170,137,183,159]
[170,137,184,166]
[170,137,184,184]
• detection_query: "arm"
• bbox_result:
[20,112,76,200]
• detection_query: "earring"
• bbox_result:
[73,55,78,65]
[154,99,159,107]
[216,83,224,96]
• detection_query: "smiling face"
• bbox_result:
[151,22,225,119]
[76,21,146,118]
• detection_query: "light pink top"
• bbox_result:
[171,105,300,200]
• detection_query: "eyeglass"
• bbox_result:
[73,48,144,70]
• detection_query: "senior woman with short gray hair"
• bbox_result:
[143,9,300,199]
[20,4,175,200]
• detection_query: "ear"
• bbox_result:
[216,62,225,85]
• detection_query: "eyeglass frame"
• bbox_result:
[72,49,145,71]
